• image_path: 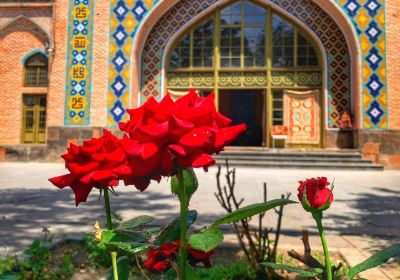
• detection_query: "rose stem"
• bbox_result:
[104,188,118,280]
[178,167,187,280]
[312,211,332,280]
[104,188,113,230]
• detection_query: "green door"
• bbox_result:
[22,95,46,144]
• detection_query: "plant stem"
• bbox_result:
[178,167,187,280]
[104,188,118,280]
[111,251,118,280]
[104,188,113,230]
[313,212,332,280]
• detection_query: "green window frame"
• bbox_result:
[166,0,323,104]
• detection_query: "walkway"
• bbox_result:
[0,163,398,278]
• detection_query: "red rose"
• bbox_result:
[117,89,247,191]
[297,177,333,210]
[144,241,180,272]
[48,129,126,206]
[144,239,215,272]
[188,246,215,268]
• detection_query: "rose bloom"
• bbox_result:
[48,129,126,206]
[297,177,333,209]
[116,89,247,191]
[144,240,215,272]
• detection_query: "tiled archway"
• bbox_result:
[140,0,351,128]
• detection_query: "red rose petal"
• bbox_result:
[49,173,75,188]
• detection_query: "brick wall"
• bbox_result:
[90,0,110,127]
[386,0,400,130]
[46,0,67,127]
[0,17,48,144]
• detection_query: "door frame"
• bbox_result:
[21,94,47,144]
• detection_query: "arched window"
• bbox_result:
[167,0,320,72]
[24,53,48,87]
[166,0,323,147]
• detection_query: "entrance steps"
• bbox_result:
[214,148,384,170]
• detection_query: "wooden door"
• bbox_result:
[22,95,46,143]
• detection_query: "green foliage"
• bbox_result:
[84,233,112,268]
[211,199,296,226]
[117,216,153,231]
[53,255,74,278]
[261,262,323,278]
[0,257,16,276]
[348,245,400,279]
[196,260,256,280]
[18,238,52,279]
[156,210,198,245]
[189,227,224,253]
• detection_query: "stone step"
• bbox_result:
[215,159,384,170]
[219,150,363,159]
[215,155,371,163]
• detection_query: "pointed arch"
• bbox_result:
[131,0,362,130]
[0,15,51,46]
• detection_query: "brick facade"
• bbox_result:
[0,11,50,144]
[0,0,399,167]
[386,0,400,129]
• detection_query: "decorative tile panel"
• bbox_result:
[64,0,94,126]
[107,0,159,127]
[141,0,352,128]
[336,0,387,128]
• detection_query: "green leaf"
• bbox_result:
[212,199,296,226]
[98,230,149,250]
[144,226,162,235]
[348,245,400,279]
[117,215,153,231]
[115,229,150,243]
[157,210,198,245]
[189,227,224,252]
[0,275,17,280]
[171,168,198,207]
[261,262,322,277]
[107,256,130,280]
[105,242,148,254]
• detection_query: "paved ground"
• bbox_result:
[0,162,399,278]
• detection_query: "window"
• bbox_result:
[169,19,214,68]
[272,14,294,67]
[167,0,321,90]
[297,33,319,67]
[272,90,283,125]
[24,53,48,87]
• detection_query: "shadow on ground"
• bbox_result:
[325,187,400,238]
[0,187,219,255]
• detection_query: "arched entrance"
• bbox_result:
[137,0,360,149]
[164,0,323,148]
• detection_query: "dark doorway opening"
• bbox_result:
[219,89,265,146]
